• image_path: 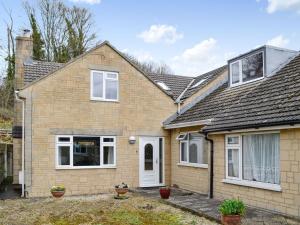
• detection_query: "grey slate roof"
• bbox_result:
[147,73,193,100]
[167,53,300,131]
[24,60,64,84]
[181,65,227,100]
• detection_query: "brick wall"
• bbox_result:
[20,44,175,197]
[170,126,209,194]
[211,129,300,218]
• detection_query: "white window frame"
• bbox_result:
[90,70,119,102]
[178,132,208,168]
[56,135,117,169]
[230,51,264,87]
[224,132,281,192]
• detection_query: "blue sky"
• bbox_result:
[0,0,299,76]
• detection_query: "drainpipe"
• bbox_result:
[204,132,214,199]
[15,90,25,198]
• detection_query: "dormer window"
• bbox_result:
[230,51,264,86]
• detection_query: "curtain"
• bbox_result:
[189,133,203,164]
[243,133,280,184]
[228,149,239,178]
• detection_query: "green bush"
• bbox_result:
[219,199,245,216]
[50,185,65,192]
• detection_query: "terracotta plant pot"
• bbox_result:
[221,214,241,225]
[51,191,65,198]
[115,187,128,195]
[159,188,171,199]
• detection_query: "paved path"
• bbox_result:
[132,188,300,225]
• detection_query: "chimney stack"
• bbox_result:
[15,29,33,89]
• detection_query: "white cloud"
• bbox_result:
[266,35,290,47]
[266,0,300,13]
[169,38,236,76]
[69,0,101,4]
[138,24,183,44]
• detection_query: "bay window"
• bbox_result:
[91,70,119,101]
[225,132,280,191]
[56,135,116,169]
[177,133,208,167]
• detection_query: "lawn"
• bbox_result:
[0,193,217,225]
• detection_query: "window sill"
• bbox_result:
[222,179,281,192]
[177,163,208,169]
[56,165,116,170]
[90,98,119,103]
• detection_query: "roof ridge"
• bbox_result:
[148,72,194,79]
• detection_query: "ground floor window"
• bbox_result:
[56,135,116,169]
[226,132,280,185]
[177,132,208,166]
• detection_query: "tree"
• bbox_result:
[23,0,97,63]
[29,13,45,60]
[124,53,173,74]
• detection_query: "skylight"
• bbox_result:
[157,82,170,90]
[191,79,206,88]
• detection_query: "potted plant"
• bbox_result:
[114,182,128,197]
[50,185,65,198]
[159,186,171,199]
[219,199,245,225]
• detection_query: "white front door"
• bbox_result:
[139,137,160,187]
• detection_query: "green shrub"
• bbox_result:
[219,199,245,216]
[50,185,65,192]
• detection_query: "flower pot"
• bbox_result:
[159,188,171,199]
[51,191,65,198]
[115,187,128,196]
[221,215,241,225]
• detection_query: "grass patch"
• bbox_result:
[0,194,217,225]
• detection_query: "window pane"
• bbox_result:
[73,137,100,166]
[189,133,205,164]
[228,149,239,178]
[103,137,114,142]
[243,133,280,184]
[92,72,103,98]
[105,79,118,100]
[107,73,117,79]
[159,138,163,184]
[227,136,239,145]
[144,144,153,170]
[242,52,263,82]
[58,146,70,166]
[180,142,187,162]
[103,146,114,165]
[231,62,240,84]
[58,137,70,142]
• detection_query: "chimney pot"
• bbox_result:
[22,29,31,38]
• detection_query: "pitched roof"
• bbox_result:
[166,53,300,131]
[180,65,227,101]
[24,60,64,84]
[147,73,193,100]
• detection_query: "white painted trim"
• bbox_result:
[177,162,208,169]
[230,51,264,87]
[222,179,282,192]
[164,119,211,129]
[90,70,119,101]
[55,135,117,169]
[208,124,300,135]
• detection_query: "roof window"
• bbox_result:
[157,82,170,90]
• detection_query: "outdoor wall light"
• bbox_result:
[129,136,136,144]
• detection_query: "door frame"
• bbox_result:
[139,136,165,187]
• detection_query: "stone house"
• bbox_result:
[13,31,300,219]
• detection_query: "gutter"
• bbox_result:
[203,132,214,199]
[164,119,211,129]
[15,90,25,198]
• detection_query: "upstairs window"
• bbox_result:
[230,51,264,86]
[91,70,119,101]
